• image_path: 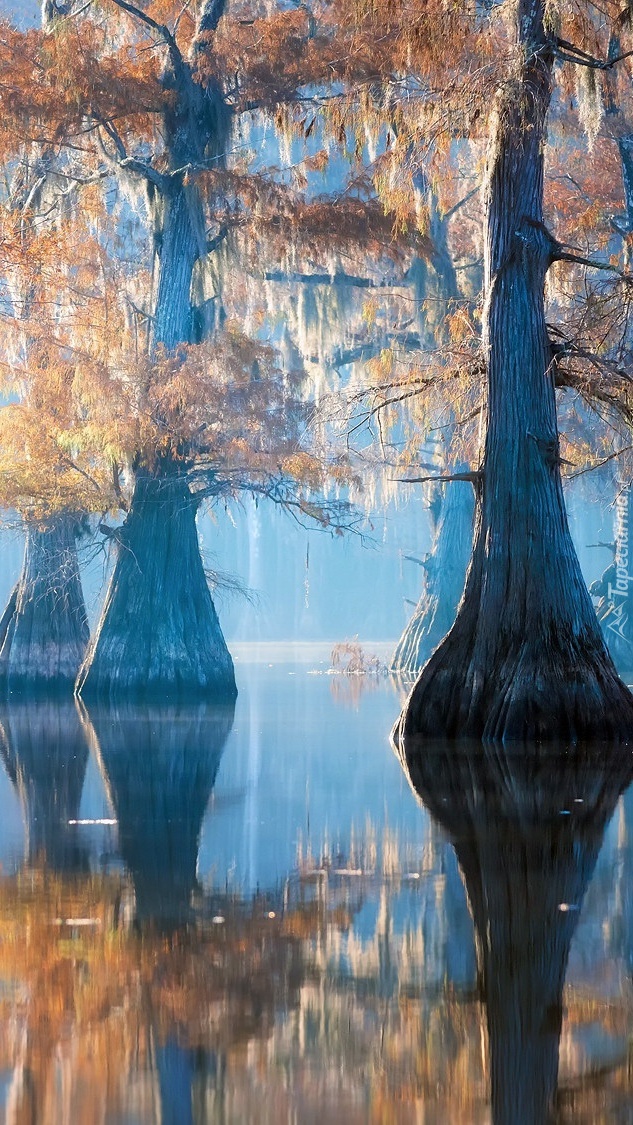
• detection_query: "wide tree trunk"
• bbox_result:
[391,477,474,676]
[0,517,89,696]
[0,700,89,871]
[81,698,234,927]
[398,734,633,1123]
[399,1,633,740]
[77,472,236,701]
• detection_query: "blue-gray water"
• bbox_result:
[0,660,631,1122]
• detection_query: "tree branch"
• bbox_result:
[566,444,633,479]
[108,0,183,74]
[554,36,633,70]
[443,186,479,222]
[119,156,169,190]
[92,113,169,189]
[263,270,407,288]
[393,470,481,485]
[191,0,227,55]
[403,554,430,569]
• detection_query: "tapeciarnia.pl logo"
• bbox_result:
[607,490,631,640]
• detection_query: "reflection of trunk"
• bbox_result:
[398,733,633,1123]
[609,786,633,970]
[156,1039,196,1125]
[0,517,89,696]
[82,699,234,927]
[399,2,633,740]
[391,479,474,676]
[77,472,236,701]
[0,700,89,870]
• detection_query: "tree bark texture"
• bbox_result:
[82,698,235,928]
[397,733,633,1123]
[0,700,89,871]
[76,473,236,701]
[399,0,633,740]
[0,518,89,696]
[152,184,201,351]
[391,479,474,676]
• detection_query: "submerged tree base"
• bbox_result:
[399,616,633,743]
[77,472,237,703]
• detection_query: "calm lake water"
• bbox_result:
[0,655,632,1122]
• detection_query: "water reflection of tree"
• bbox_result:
[0,700,89,871]
[397,734,633,1124]
[80,700,236,927]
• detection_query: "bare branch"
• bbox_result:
[566,445,633,480]
[443,186,479,222]
[119,156,169,190]
[191,0,227,55]
[393,470,481,485]
[554,36,633,70]
[108,0,183,74]
[263,270,408,289]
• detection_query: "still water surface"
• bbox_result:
[0,658,632,1122]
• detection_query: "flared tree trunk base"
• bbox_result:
[77,472,237,702]
[400,608,633,742]
[0,518,89,697]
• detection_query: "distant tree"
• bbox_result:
[0,0,365,699]
[0,6,105,695]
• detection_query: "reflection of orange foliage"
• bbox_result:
[0,866,632,1121]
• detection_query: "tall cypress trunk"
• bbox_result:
[76,24,236,699]
[77,472,236,700]
[153,185,201,350]
[391,477,474,676]
[76,184,236,699]
[397,735,633,1123]
[399,0,633,740]
[0,517,89,696]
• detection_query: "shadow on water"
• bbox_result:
[396,731,633,1124]
[0,699,90,872]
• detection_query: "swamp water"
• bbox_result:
[0,654,631,1122]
